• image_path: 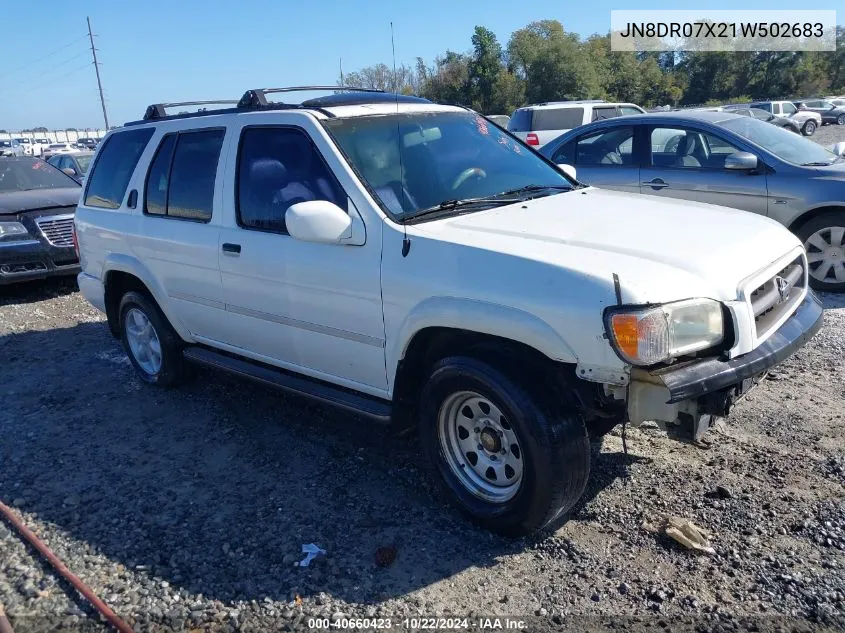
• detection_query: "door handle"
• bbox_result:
[643,178,669,189]
[221,243,241,254]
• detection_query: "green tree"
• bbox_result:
[468,26,505,113]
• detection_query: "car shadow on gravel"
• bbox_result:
[0,277,78,307]
[0,321,645,609]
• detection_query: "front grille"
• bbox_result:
[35,214,75,247]
[749,255,805,340]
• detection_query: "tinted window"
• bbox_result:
[507,109,533,132]
[84,128,154,209]
[592,106,619,122]
[551,141,575,165]
[574,127,634,166]
[752,102,773,113]
[166,130,224,221]
[237,127,345,234]
[532,108,584,131]
[144,134,177,216]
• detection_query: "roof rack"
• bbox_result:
[533,99,606,106]
[238,86,384,108]
[143,100,239,121]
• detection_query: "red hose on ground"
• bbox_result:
[0,501,134,633]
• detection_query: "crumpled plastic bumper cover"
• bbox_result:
[648,291,824,404]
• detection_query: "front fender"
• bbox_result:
[102,253,194,343]
[387,296,578,390]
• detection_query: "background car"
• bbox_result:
[0,156,82,284]
[794,99,845,126]
[539,111,845,291]
[41,142,81,160]
[722,106,801,133]
[0,139,25,157]
[14,138,34,155]
[507,100,646,148]
[47,151,93,184]
[748,101,821,136]
[76,137,99,150]
[484,114,511,127]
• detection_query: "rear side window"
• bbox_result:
[143,129,224,222]
[84,128,154,209]
[532,108,584,131]
[507,109,533,132]
[592,106,619,121]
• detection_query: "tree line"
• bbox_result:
[340,20,845,114]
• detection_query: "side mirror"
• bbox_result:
[724,152,758,171]
[286,200,354,244]
[61,167,76,176]
[557,163,577,180]
[831,142,845,157]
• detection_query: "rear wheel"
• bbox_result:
[119,291,186,386]
[419,356,590,537]
[797,212,845,292]
[802,120,816,136]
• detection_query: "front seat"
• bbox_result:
[672,134,702,167]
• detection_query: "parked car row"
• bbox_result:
[0,136,101,157]
[58,87,827,536]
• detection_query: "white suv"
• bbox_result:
[508,100,646,148]
[74,87,822,536]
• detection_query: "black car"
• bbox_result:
[76,137,99,149]
[794,99,845,126]
[0,157,82,284]
[723,106,802,133]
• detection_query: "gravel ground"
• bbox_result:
[1,127,845,633]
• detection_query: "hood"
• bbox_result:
[414,188,801,302]
[0,187,81,215]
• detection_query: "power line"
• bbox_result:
[0,36,88,80]
[11,50,90,92]
[13,63,92,97]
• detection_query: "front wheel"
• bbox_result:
[419,356,590,537]
[797,212,845,292]
[802,120,816,136]
[838,114,845,126]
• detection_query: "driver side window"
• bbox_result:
[650,127,742,170]
[566,127,634,167]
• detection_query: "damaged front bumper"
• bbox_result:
[626,291,823,437]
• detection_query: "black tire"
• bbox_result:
[118,291,186,386]
[838,114,845,126]
[802,120,816,136]
[418,356,590,537]
[796,211,845,293]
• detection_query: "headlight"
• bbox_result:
[0,222,31,242]
[605,298,724,366]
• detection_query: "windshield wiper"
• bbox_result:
[801,160,836,166]
[497,184,575,197]
[406,196,521,222]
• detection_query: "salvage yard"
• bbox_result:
[1,128,845,632]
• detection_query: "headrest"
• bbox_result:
[249,158,289,188]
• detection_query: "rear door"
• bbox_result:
[639,124,768,214]
[549,124,641,194]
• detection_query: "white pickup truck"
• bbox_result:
[73,88,823,536]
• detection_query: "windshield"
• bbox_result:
[323,111,574,221]
[0,158,79,192]
[76,155,93,173]
[719,116,838,166]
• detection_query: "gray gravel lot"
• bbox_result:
[1,127,845,632]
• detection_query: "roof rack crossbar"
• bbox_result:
[238,86,384,108]
[143,100,239,121]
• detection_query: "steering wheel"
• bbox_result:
[451,167,487,191]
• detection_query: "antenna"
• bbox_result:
[391,21,411,258]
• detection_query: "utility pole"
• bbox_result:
[87,16,109,130]
[339,58,344,86]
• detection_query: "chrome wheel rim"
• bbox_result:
[437,390,523,503]
[805,226,845,284]
[124,308,162,375]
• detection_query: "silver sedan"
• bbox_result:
[540,111,845,292]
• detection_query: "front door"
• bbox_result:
[639,125,768,215]
[550,125,640,194]
[216,120,387,394]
